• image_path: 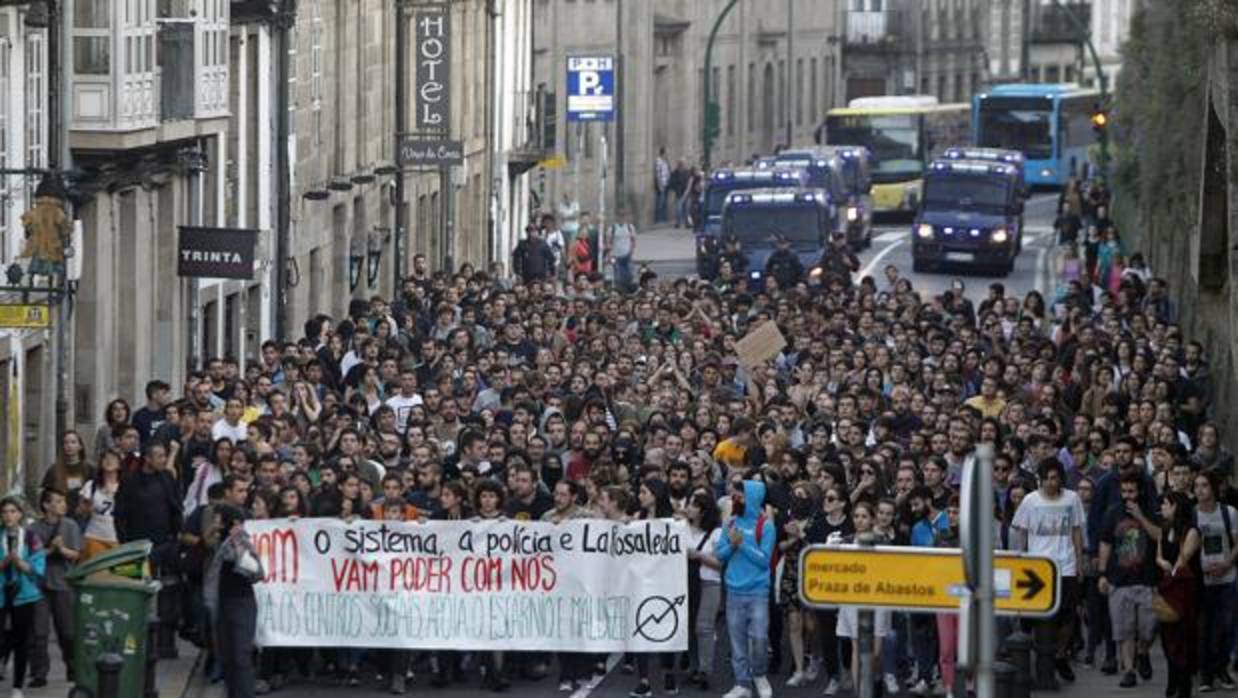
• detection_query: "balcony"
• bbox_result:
[1032,3,1091,44]
[847,10,901,46]
[69,0,229,152]
[508,88,555,177]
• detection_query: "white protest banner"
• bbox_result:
[246,517,689,652]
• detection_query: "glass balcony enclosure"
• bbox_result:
[70,0,229,133]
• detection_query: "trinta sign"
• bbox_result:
[177,226,259,279]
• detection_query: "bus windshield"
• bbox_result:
[826,115,921,183]
[978,97,1053,160]
[725,208,822,245]
[923,175,1011,213]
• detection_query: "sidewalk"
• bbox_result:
[25,637,200,698]
[633,223,693,263]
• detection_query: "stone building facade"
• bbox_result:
[533,0,841,227]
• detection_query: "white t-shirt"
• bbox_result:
[385,393,423,433]
[689,527,723,583]
[1197,503,1238,586]
[80,480,117,543]
[212,419,248,444]
[1012,489,1085,576]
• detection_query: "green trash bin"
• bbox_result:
[68,540,161,698]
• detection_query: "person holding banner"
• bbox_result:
[205,503,263,698]
[631,480,678,698]
[686,490,723,692]
[716,479,776,698]
[473,479,512,693]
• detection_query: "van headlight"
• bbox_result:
[846,206,860,222]
[916,224,934,239]
[991,227,1010,244]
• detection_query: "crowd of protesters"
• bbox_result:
[8,177,1238,698]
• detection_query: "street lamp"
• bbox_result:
[702,0,742,171]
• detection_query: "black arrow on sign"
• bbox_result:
[1016,569,1046,600]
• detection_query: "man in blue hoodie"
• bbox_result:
[716,479,776,698]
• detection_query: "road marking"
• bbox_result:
[1035,247,1048,297]
[570,651,620,698]
[860,239,906,279]
[874,231,904,243]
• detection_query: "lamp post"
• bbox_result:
[702,0,742,172]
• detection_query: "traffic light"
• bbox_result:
[1091,106,1108,135]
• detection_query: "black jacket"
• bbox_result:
[765,249,804,289]
[513,238,556,282]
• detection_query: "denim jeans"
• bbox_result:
[654,189,668,222]
[614,255,633,292]
[726,592,770,685]
[1201,582,1237,680]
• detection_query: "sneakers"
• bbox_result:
[628,680,652,698]
[558,680,575,692]
[1119,671,1137,688]
[722,686,754,698]
[884,673,901,695]
[255,679,272,694]
[823,677,841,696]
[1055,657,1076,682]
[664,673,679,695]
[754,676,773,698]
[1200,680,1216,693]
[1101,657,1119,675]
[805,657,822,682]
[786,671,808,687]
[1217,670,1236,690]
[909,678,930,695]
[1137,654,1154,681]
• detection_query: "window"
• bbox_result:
[726,65,735,137]
[0,28,7,237]
[777,60,785,130]
[73,0,110,74]
[310,0,323,137]
[26,32,45,172]
[796,58,804,126]
[747,62,755,133]
[810,58,818,123]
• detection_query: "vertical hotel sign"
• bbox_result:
[414,3,450,131]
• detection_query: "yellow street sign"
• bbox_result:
[0,304,50,329]
[539,154,568,170]
[800,545,1059,617]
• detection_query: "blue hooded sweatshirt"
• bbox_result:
[714,480,775,597]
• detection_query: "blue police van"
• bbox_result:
[911,158,1024,276]
[777,146,875,249]
[696,167,809,278]
[718,188,836,279]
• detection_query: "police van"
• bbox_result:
[758,147,872,249]
[911,158,1024,275]
[696,167,809,278]
[716,188,836,278]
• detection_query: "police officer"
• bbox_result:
[764,234,804,290]
[722,235,749,277]
[817,231,860,288]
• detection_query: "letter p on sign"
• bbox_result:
[580,70,601,95]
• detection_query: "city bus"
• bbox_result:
[818,96,970,216]
[972,83,1100,187]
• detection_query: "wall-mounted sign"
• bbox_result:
[397,136,464,167]
[414,3,451,130]
[0,304,50,329]
[567,55,615,122]
[177,226,259,279]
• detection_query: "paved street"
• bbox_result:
[636,193,1062,300]
[179,643,1169,698]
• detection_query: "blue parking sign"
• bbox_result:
[566,56,615,122]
